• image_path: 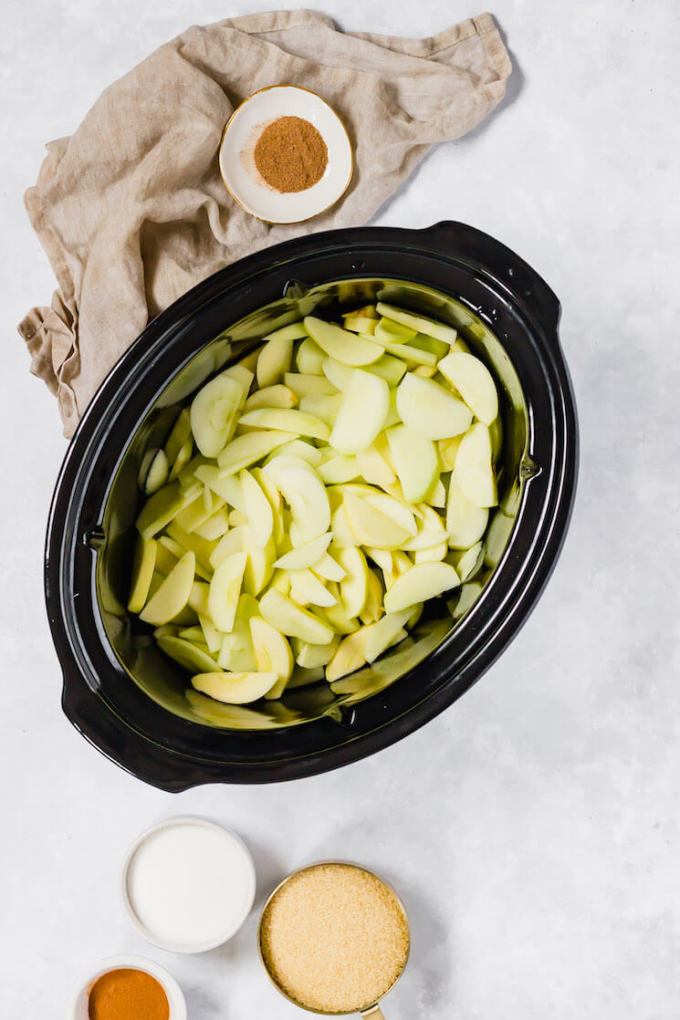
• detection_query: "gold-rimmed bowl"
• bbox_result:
[258,861,410,1018]
[219,84,353,223]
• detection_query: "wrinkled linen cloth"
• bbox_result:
[19,9,511,435]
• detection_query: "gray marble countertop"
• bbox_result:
[2,2,679,1017]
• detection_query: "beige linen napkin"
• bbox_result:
[19,9,511,436]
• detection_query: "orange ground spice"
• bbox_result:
[254,116,328,193]
[88,968,169,1020]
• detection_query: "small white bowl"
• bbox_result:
[69,955,186,1020]
[122,816,256,954]
[219,84,353,224]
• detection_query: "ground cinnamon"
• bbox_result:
[88,968,169,1020]
[254,116,328,193]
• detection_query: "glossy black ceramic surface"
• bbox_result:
[45,222,577,790]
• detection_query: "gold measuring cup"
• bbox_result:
[258,861,410,1019]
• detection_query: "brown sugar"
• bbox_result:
[260,863,409,1013]
[254,116,328,193]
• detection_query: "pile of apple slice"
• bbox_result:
[128,301,501,706]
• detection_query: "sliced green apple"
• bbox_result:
[217,430,297,475]
[259,589,334,644]
[190,372,245,457]
[250,616,294,699]
[438,351,498,425]
[303,317,382,367]
[191,670,278,705]
[238,408,329,441]
[338,546,369,618]
[289,569,337,608]
[127,535,157,613]
[256,336,294,389]
[446,478,489,549]
[274,533,332,570]
[296,337,326,375]
[376,302,458,344]
[208,552,247,632]
[293,635,340,668]
[239,469,273,547]
[157,635,217,673]
[329,370,389,454]
[343,492,412,549]
[244,384,298,411]
[383,561,460,613]
[452,423,498,508]
[140,551,196,626]
[396,374,472,440]
[387,424,439,503]
[284,372,337,398]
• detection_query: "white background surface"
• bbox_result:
[1,2,679,1017]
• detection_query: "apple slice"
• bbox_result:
[157,635,218,674]
[383,561,460,613]
[372,317,417,345]
[329,370,389,454]
[376,302,458,344]
[266,439,322,467]
[218,594,259,671]
[452,541,484,581]
[303,317,383,366]
[190,372,245,457]
[296,337,326,374]
[299,393,344,426]
[140,551,196,626]
[191,670,278,705]
[238,408,329,441]
[138,448,169,496]
[217,430,297,475]
[274,533,332,571]
[284,372,337,398]
[359,568,384,624]
[437,352,499,425]
[293,635,340,668]
[210,525,246,568]
[396,374,472,440]
[256,336,294,388]
[136,482,192,539]
[452,582,483,620]
[363,492,417,537]
[357,609,412,662]
[244,536,276,597]
[343,492,412,549]
[198,613,222,654]
[312,552,346,583]
[446,478,489,549]
[452,423,498,508]
[193,508,230,541]
[338,546,369,618]
[438,436,462,471]
[259,589,334,644]
[208,552,247,632]
[326,632,368,682]
[357,443,395,487]
[289,569,337,608]
[239,469,273,547]
[342,314,377,335]
[244,384,298,411]
[164,409,192,465]
[264,321,309,342]
[387,424,439,503]
[127,535,157,613]
[250,616,294,699]
[263,458,330,542]
[318,454,360,485]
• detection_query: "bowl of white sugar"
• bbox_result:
[122,817,256,953]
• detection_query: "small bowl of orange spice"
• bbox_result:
[70,956,186,1020]
[219,84,353,223]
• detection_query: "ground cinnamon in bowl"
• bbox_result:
[254,116,328,193]
[260,862,410,1014]
[88,968,169,1020]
